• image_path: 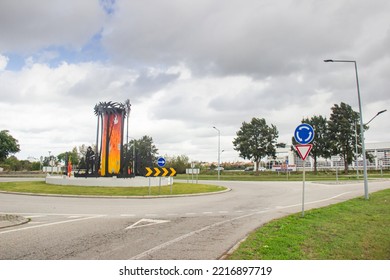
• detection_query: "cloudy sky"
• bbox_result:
[1,0,389,163]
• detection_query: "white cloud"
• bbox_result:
[0,0,389,162]
[0,54,8,70]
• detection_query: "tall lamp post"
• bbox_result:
[324,59,369,199]
[213,126,221,181]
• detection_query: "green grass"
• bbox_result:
[0,181,226,196]
[227,189,390,260]
[177,170,390,182]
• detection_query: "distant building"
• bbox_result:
[287,141,390,171]
[366,142,390,170]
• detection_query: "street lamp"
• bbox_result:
[324,59,369,199]
[354,110,386,179]
[213,126,221,181]
[365,109,387,126]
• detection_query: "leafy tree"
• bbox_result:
[124,135,158,175]
[292,115,331,173]
[0,130,20,162]
[31,161,41,171]
[164,154,190,174]
[328,102,367,173]
[57,147,80,166]
[276,142,287,148]
[233,117,278,171]
[3,156,21,171]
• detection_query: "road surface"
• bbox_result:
[0,178,388,259]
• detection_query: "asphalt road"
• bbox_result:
[0,178,389,260]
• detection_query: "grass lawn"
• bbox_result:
[0,181,226,196]
[227,188,390,260]
[177,170,390,182]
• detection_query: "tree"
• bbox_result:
[57,147,80,166]
[328,102,367,173]
[292,115,331,173]
[124,135,158,175]
[0,130,20,162]
[233,117,278,171]
[164,154,190,174]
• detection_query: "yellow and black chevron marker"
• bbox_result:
[145,167,177,177]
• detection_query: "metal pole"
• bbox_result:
[365,109,387,126]
[302,159,306,217]
[48,151,52,175]
[133,142,135,176]
[355,121,359,179]
[324,59,369,199]
[213,126,221,181]
[353,61,369,200]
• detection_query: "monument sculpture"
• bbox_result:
[75,99,132,177]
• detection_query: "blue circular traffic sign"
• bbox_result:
[294,123,315,144]
[157,157,166,167]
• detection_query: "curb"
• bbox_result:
[0,188,231,199]
[0,214,30,229]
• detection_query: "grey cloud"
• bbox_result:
[134,71,180,94]
[101,0,390,78]
[0,0,105,53]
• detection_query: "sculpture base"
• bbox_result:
[45,175,171,187]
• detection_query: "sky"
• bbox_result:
[0,0,389,163]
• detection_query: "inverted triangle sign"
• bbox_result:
[295,144,313,160]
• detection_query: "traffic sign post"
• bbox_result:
[145,165,177,195]
[295,144,313,161]
[294,124,315,217]
[145,167,176,177]
[157,157,166,167]
[294,123,315,144]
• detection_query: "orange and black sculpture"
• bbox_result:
[93,99,131,177]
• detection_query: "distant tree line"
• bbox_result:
[233,102,370,174]
[0,102,372,174]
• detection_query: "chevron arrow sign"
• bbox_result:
[144,167,177,177]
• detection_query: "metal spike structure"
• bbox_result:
[77,99,132,177]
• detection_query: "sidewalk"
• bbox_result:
[0,214,29,229]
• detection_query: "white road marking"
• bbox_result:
[129,191,355,259]
[0,215,106,235]
[24,215,46,218]
[125,219,170,230]
[276,192,353,210]
[129,212,257,260]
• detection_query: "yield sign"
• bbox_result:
[295,144,313,160]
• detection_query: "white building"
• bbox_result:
[288,141,390,171]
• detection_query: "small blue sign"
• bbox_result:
[157,157,166,167]
[294,123,315,144]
